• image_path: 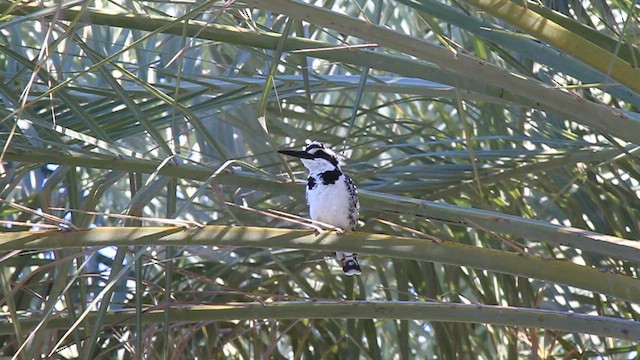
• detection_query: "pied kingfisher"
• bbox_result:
[279,141,362,276]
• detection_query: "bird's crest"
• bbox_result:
[304,141,344,162]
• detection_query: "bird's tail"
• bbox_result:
[336,252,361,276]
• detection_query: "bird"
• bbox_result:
[278,141,362,276]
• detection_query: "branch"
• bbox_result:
[1,301,637,340]
[1,226,639,302]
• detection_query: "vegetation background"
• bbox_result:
[1,0,640,358]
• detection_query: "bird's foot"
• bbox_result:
[312,223,344,235]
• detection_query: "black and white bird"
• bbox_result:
[279,141,362,276]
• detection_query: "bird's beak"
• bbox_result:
[278,150,315,159]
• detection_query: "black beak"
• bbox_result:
[278,150,315,160]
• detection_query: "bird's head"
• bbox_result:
[278,141,342,173]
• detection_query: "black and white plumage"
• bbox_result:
[279,141,361,276]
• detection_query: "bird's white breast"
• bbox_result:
[307,176,354,231]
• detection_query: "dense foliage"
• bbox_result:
[1,0,640,358]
